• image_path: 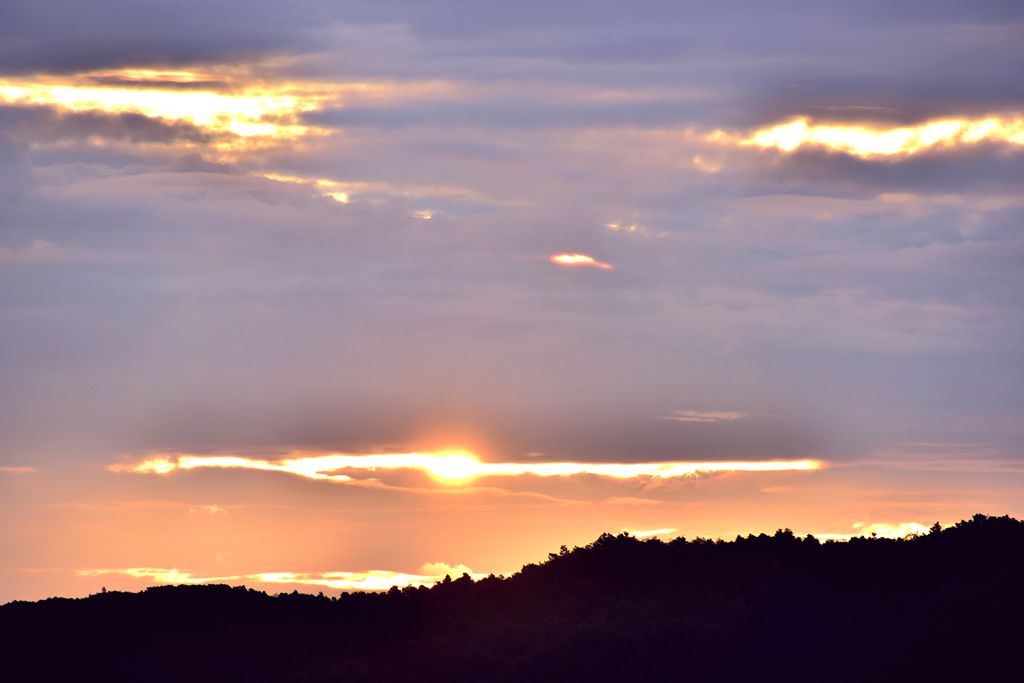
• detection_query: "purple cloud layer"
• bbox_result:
[0,1,1022,471]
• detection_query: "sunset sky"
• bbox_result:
[2,1,1023,602]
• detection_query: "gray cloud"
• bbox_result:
[0,136,32,201]
[0,105,212,144]
[305,98,707,131]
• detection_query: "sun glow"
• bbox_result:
[77,564,484,592]
[550,253,614,270]
[626,527,678,539]
[713,114,1024,159]
[111,451,823,484]
[813,521,931,541]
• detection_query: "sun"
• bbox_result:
[423,451,482,483]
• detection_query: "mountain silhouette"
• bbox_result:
[2,513,1021,682]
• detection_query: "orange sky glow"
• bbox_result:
[3,445,1020,602]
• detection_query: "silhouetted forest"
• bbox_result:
[2,513,1022,682]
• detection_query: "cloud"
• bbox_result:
[259,171,502,207]
[549,253,614,270]
[0,1,325,74]
[0,71,330,152]
[0,104,211,144]
[110,451,823,488]
[714,114,1024,159]
[603,222,667,238]
[0,238,114,266]
[864,450,1024,475]
[690,285,1006,353]
[0,134,31,200]
[304,95,706,132]
[0,466,35,474]
[187,504,226,515]
[660,411,745,423]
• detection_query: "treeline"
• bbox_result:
[2,514,1022,682]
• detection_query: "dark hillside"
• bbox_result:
[2,514,1022,682]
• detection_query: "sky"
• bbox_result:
[1,1,1023,601]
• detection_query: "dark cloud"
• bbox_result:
[0,135,32,201]
[2,1,1022,140]
[0,1,327,73]
[0,105,212,144]
[305,99,706,131]
[756,145,1024,194]
[85,76,231,90]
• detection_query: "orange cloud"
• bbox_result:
[111,450,823,485]
[550,253,614,270]
[711,114,1024,159]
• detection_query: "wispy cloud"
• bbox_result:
[864,457,1024,475]
[260,172,504,206]
[660,411,745,423]
[860,443,1024,474]
[0,466,36,475]
[187,504,226,515]
[604,222,667,238]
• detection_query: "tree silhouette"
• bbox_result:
[1,513,1021,682]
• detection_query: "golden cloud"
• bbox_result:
[712,114,1024,159]
[549,253,614,270]
[0,68,456,158]
[0,74,321,142]
[110,450,823,485]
